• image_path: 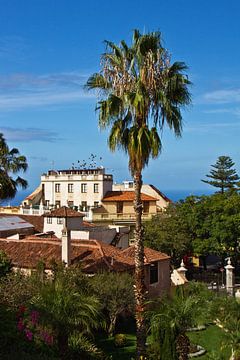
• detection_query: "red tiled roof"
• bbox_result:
[122,246,170,263]
[0,236,169,272]
[43,206,84,218]
[0,238,135,272]
[102,191,157,202]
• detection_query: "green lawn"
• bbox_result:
[98,325,231,360]
[187,325,231,359]
[97,333,136,360]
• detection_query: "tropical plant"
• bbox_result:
[0,133,28,201]
[91,271,135,336]
[86,29,191,358]
[211,296,240,360]
[148,287,205,360]
[202,156,239,194]
[0,250,12,277]
[30,267,103,359]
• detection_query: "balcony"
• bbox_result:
[92,212,153,223]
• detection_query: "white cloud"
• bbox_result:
[200,89,240,104]
[0,127,59,142]
[0,90,94,110]
[203,107,240,116]
[185,121,240,133]
[0,71,94,110]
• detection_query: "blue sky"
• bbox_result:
[1,0,240,201]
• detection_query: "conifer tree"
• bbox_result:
[202,156,239,194]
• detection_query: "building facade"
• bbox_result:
[40,167,113,210]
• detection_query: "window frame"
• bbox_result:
[94,183,99,193]
[81,183,87,193]
[55,183,61,193]
[68,183,74,193]
[150,261,159,284]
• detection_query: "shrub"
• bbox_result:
[114,333,127,348]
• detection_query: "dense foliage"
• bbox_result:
[0,133,28,201]
[144,192,240,265]
[202,156,239,194]
[91,272,134,336]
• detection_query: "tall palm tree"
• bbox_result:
[86,29,191,358]
[0,133,28,201]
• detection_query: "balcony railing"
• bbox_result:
[92,212,153,221]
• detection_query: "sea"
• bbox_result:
[1,188,214,206]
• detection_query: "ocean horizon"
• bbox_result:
[1,188,215,207]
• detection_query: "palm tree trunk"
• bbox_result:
[176,333,190,360]
[108,314,117,337]
[134,170,147,359]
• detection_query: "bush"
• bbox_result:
[114,333,127,348]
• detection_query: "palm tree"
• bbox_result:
[148,287,204,360]
[86,29,191,358]
[31,267,103,359]
[0,133,28,201]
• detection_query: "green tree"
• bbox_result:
[144,204,192,266]
[210,296,240,359]
[148,194,240,266]
[86,29,191,358]
[31,267,103,359]
[91,272,135,336]
[202,156,239,194]
[0,133,28,201]
[0,250,12,277]
[148,287,205,360]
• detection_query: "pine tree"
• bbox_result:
[202,156,239,194]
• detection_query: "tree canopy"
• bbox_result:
[144,193,240,263]
[202,156,239,194]
[0,133,28,201]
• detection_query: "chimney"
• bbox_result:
[61,226,71,266]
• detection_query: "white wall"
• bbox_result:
[42,172,113,208]
[43,216,83,238]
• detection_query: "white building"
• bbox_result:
[43,206,129,248]
[25,167,113,211]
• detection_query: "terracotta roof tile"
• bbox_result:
[43,206,84,218]
[102,191,157,202]
[0,238,169,272]
[122,246,170,263]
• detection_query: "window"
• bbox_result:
[94,183,99,193]
[68,183,74,193]
[57,217,63,224]
[81,183,87,193]
[55,183,60,193]
[81,201,87,211]
[68,201,74,208]
[150,262,159,284]
[143,201,149,214]
[45,200,49,207]
[116,202,123,213]
[55,200,61,208]
[94,201,99,208]
[47,217,52,224]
